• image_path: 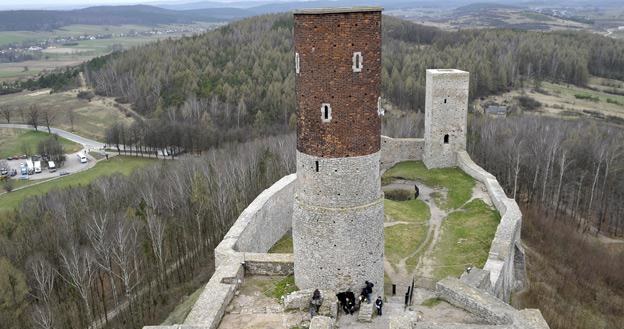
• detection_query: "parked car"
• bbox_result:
[7,156,13,160]
[48,161,56,173]
[79,154,88,163]
[34,161,42,174]
[10,169,17,177]
[59,171,70,176]
[0,168,8,177]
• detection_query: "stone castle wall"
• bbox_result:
[144,144,531,329]
[380,136,424,170]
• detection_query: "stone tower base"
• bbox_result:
[292,197,384,295]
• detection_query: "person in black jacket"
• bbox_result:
[375,296,383,316]
[362,281,374,304]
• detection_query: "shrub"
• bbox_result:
[606,98,622,106]
[77,90,95,101]
[384,189,414,201]
[2,179,14,192]
[516,96,542,111]
[574,93,600,102]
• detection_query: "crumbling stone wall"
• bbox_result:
[380,136,424,170]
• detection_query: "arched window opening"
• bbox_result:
[315,161,319,172]
[321,103,332,122]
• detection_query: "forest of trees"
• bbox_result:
[84,14,624,152]
[0,135,296,329]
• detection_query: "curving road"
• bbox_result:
[0,124,105,149]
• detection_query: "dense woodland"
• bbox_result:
[0,135,296,329]
[83,14,624,152]
[1,13,624,329]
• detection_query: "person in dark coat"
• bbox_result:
[375,296,384,316]
[309,289,323,317]
[363,281,374,304]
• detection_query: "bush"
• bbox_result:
[574,93,600,102]
[77,90,95,101]
[516,96,542,111]
[2,179,14,192]
[606,98,622,106]
[384,189,414,201]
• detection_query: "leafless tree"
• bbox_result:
[67,108,76,132]
[59,243,95,323]
[0,106,11,123]
[42,110,57,134]
[27,105,41,131]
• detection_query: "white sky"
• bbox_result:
[0,0,246,10]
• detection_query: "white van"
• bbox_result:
[48,161,56,172]
[78,154,87,163]
[34,161,42,174]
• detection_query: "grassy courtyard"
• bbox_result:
[431,199,500,280]
[383,161,475,210]
[0,129,82,158]
[0,156,156,212]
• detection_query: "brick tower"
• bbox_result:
[423,69,470,169]
[292,7,384,294]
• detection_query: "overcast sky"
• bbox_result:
[0,0,249,10]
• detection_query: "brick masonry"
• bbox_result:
[294,8,382,158]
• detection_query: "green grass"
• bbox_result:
[385,223,428,266]
[0,129,82,158]
[269,233,294,253]
[0,156,156,212]
[384,199,430,223]
[263,275,298,300]
[421,297,443,307]
[384,195,430,268]
[383,161,475,210]
[160,285,203,325]
[431,199,500,280]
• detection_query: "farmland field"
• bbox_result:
[0,89,135,140]
[476,79,624,124]
[0,23,219,81]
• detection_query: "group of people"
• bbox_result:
[309,280,384,318]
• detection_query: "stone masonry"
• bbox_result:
[292,7,385,296]
[424,69,469,169]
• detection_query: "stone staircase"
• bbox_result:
[358,302,374,322]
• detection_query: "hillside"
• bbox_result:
[0,5,245,31]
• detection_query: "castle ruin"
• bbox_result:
[145,7,549,329]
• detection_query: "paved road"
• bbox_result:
[0,124,105,149]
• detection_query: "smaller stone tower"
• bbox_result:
[423,69,470,169]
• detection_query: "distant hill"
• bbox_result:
[454,2,523,13]
[0,5,250,31]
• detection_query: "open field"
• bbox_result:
[0,156,156,212]
[0,89,134,140]
[0,128,81,157]
[388,7,591,32]
[0,23,218,81]
[476,79,624,124]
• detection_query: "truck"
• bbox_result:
[34,161,42,174]
[48,161,56,173]
[26,159,34,174]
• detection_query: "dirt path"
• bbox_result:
[382,179,493,288]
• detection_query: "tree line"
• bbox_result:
[0,134,296,329]
[81,14,624,152]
